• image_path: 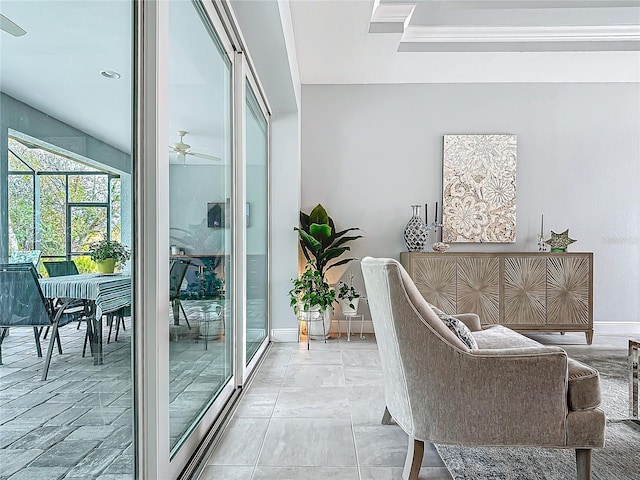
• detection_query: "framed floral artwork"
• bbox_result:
[442,134,517,243]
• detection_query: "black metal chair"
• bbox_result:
[42,259,92,354]
[43,260,82,319]
[170,259,191,329]
[43,260,79,277]
[0,263,84,380]
[107,305,130,343]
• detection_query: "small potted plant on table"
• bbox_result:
[88,239,131,274]
[337,278,361,316]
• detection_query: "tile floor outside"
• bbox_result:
[200,330,638,480]
[0,300,234,480]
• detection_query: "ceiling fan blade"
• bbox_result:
[187,151,222,162]
[0,14,26,37]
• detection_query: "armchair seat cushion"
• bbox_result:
[568,358,601,411]
[472,325,543,350]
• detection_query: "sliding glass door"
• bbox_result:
[167,0,234,455]
[1,2,135,479]
[245,81,269,365]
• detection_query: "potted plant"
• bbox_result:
[293,204,362,338]
[295,204,362,279]
[336,279,361,316]
[289,263,336,339]
[88,239,131,274]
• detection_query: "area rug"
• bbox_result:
[436,350,640,480]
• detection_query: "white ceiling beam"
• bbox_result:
[442,1,640,10]
[369,0,417,33]
[398,24,640,51]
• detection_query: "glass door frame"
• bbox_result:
[134,1,273,478]
[240,64,271,380]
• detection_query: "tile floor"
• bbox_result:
[200,330,639,480]
[0,300,239,480]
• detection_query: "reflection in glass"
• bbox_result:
[40,175,67,257]
[68,174,109,203]
[8,174,34,251]
[70,205,108,253]
[0,1,134,478]
[168,0,233,451]
[245,83,268,363]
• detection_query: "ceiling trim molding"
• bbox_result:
[369,0,416,34]
[441,0,640,9]
[398,24,640,52]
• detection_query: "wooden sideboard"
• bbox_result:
[400,252,594,344]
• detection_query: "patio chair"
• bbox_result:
[42,260,89,343]
[43,260,79,277]
[170,259,191,329]
[0,263,85,380]
[10,249,42,269]
[107,305,130,343]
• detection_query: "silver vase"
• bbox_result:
[404,205,429,252]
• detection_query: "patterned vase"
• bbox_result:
[404,205,429,252]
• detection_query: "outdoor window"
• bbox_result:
[8,136,122,273]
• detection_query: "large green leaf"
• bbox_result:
[309,223,331,240]
[331,227,361,241]
[330,235,364,249]
[299,211,310,231]
[325,257,357,272]
[298,239,311,263]
[319,247,349,264]
[309,204,329,225]
[294,227,322,252]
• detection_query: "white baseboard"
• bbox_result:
[331,319,374,335]
[272,321,640,342]
[271,319,375,343]
[593,322,640,335]
[270,328,299,342]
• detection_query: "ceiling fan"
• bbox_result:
[169,131,221,164]
[0,14,26,37]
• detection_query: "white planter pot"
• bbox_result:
[340,298,360,316]
[199,305,224,340]
[303,307,333,340]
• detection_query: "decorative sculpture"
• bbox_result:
[544,229,576,252]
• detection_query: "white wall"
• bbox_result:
[271,112,301,333]
[301,83,640,325]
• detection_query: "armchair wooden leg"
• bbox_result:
[576,448,592,480]
[402,436,424,480]
[382,406,392,425]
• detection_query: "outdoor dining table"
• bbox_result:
[39,273,132,365]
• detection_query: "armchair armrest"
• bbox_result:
[408,346,569,447]
[472,345,567,356]
[452,313,481,331]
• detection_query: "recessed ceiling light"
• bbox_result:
[100,70,121,79]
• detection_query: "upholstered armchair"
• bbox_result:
[361,257,605,480]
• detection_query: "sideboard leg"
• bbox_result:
[585,330,593,345]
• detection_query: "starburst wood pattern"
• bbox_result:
[456,257,500,324]
[503,257,546,325]
[547,256,590,325]
[400,252,593,344]
[412,256,457,314]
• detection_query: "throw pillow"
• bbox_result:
[428,303,478,350]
